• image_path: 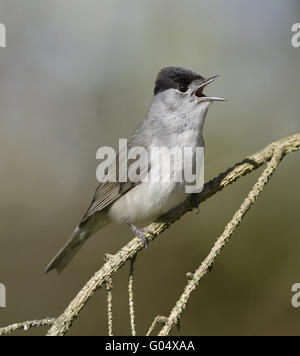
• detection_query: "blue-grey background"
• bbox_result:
[0,0,299,335]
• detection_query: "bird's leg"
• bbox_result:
[190,194,200,215]
[127,222,154,248]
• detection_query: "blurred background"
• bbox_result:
[0,0,299,336]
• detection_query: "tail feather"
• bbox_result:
[44,227,89,274]
[45,211,111,274]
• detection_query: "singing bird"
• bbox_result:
[45,67,225,273]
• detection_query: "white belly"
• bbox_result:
[108,180,189,226]
[108,129,201,226]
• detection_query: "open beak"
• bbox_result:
[193,75,226,102]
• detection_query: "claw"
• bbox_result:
[127,223,153,248]
[190,194,200,215]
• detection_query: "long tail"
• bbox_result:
[45,213,110,274]
[44,227,90,274]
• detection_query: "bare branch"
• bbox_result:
[42,133,299,336]
[128,256,136,336]
[146,316,167,336]
[106,278,113,336]
[0,318,55,336]
[158,147,284,335]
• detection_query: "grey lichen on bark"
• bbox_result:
[158,147,284,335]
[0,318,55,336]
[46,133,300,336]
[0,134,299,336]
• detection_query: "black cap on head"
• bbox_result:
[154,67,204,95]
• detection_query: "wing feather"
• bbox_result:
[80,141,150,225]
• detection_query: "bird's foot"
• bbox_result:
[190,194,200,215]
[127,223,154,248]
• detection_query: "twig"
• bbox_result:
[0,318,55,336]
[45,134,300,336]
[106,278,113,336]
[158,148,284,335]
[146,316,167,336]
[128,256,137,336]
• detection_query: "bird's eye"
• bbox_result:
[178,85,188,93]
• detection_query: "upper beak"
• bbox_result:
[194,75,226,102]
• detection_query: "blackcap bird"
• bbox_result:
[45,67,225,273]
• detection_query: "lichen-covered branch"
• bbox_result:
[106,278,113,336]
[158,147,284,335]
[128,257,136,336]
[146,316,167,336]
[1,134,298,336]
[0,318,55,336]
[45,133,300,336]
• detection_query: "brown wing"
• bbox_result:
[79,149,150,225]
[79,181,134,225]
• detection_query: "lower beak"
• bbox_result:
[194,75,226,102]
